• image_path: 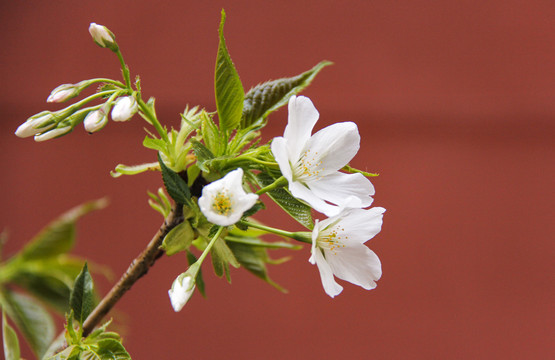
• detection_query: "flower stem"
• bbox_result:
[196,226,224,264]
[115,49,132,89]
[238,220,311,244]
[136,97,169,142]
[256,176,287,195]
[81,205,183,337]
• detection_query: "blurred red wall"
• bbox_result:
[1,1,554,359]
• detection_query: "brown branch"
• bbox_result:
[82,205,183,337]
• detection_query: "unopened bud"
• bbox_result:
[47,84,80,103]
[34,126,72,142]
[15,112,56,138]
[168,273,195,312]
[111,96,138,122]
[84,106,109,133]
[88,23,118,51]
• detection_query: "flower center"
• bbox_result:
[212,190,233,216]
[292,149,323,181]
[318,225,347,255]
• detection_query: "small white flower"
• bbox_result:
[47,84,79,103]
[111,96,138,122]
[198,168,258,226]
[84,107,108,133]
[168,274,195,312]
[15,113,55,138]
[271,95,374,217]
[34,126,72,142]
[309,205,385,298]
[88,23,116,49]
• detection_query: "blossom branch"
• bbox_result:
[81,205,183,337]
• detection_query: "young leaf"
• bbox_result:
[0,289,55,358]
[256,173,313,229]
[228,242,286,292]
[214,9,244,131]
[70,263,94,324]
[210,237,239,282]
[190,139,215,172]
[95,338,131,359]
[158,153,191,205]
[160,221,195,256]
[2,311,21,360]
[241,60,332,129]
[19,199,108,260]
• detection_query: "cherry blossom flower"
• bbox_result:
[198,168,258,226]
[271,95,374,216]
[309,205,385,297]
[88,23,116,49]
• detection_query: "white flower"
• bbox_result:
[34,126,72,142]
[111,96,138,122]
[15,113,55,138]
[88,23,117,50]
[309,205,385,298]
[84,106,108,133]
[168,274,195,312]
[47,84,79,103]
[271,95,374,217]
[198,168,258,226]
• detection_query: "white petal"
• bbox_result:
[168,275,195,312]
[270,137,293,182]
[283,96,319,161]
[306,122,360,174]
[325,244,382,290]
[311,248,343,298]
[223,168,245,191]
[334,207,385,243]
[289,180,340,216]
[307,172,375,210]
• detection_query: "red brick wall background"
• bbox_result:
[1,1,554,359]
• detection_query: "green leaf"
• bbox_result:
[95,338,131,359]
[214,9,244,131]
[190,139,215,172]
[46,344,80,360]
[257,173,313,229]
[142,136,167,152]
[186,252,206,297]
[2,311,20,360]
[210,237,239,282]
[241,60,332,129]
[0,289,55,358]
[160,221,194,256]
[227,242,286,292]
[19,199,108,261]
[158,153,191,205]
[70,263,94,324]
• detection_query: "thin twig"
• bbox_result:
[82,205,183,336]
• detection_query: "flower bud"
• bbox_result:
[111,96,138,122]
[84,106,109,133]
[15,112,56,138]
[88,23,118,51]
[34,126,72,142]
[47,84,80,103]
[168,274,195,312]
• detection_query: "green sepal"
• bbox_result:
[160,221,195,256]
[2,311,21,360]
[186,252,206,297]
[158,153,191,205]
[241,60,332,129]
[142,136,166,152]
[256,173,313,229]
[214,9,244,131]
[69,263,94,325]
[0,289,55,359]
